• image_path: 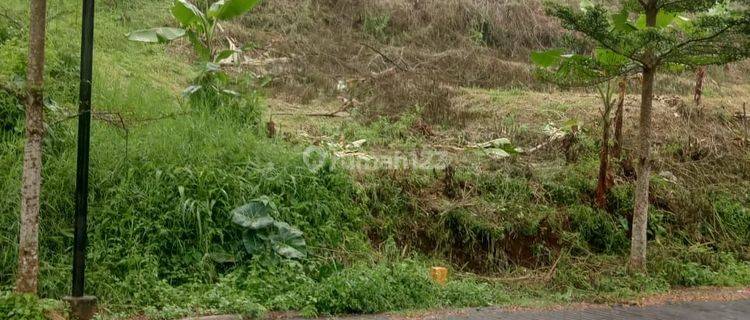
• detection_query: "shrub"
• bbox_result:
[308,261,439,315]
[0,292,55,320]
[568,205,628,254]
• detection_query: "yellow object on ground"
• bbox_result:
[430,267,448,285]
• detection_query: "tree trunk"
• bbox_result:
[694,67,705,107]
[16,0,47,294]
[629,1,658,272]
[594,114,611,209]
[629,66,655,272]
[612,78,626,159]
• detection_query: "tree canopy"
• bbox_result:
[544,0,750,71]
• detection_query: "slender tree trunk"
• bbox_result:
[694,67,705,107]
[629,2,658,272]
[595,114,612,209]
[16,0,47,294]
[612,78,626,159]
[629,67,655,271]
[630,68,656,271]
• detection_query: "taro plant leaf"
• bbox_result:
[127,27,186,43]
[231,200,275,230]
[209,0,261,21]
[270,221,306,259]
[172,0,207,29]
[273,243,306,259]
[242,230,266,256]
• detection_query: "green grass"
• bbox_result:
[2,1,750,319]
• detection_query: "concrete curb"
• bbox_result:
[178,316,243,320]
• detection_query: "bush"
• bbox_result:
[0,292,54,320]
[712,194,750,244]
[308,261,439,315]
[650,246,750,287]
[568,205,628,254]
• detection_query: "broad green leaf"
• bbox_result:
[673,15,692,30]
[475,138,513,149]
[273,244,306,259]
[209,0,261,20]
[611,10,636,32]
[531,49,564,68]
[231,200,276,230]
[187,30,211,61]
[656,11,678,28]
[484,148,511,159]
[242,231,265,255]
[215,49,239,62]
[127,27,186,43]
[635,14,646,29]
[579,0,594,13]
[172,0,206,28]
[269,221,306,259]
[635,11,678,29]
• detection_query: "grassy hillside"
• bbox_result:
[1,0,750,319]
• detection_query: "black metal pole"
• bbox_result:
[72,0,95,298]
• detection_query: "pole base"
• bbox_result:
[63,296,97,320]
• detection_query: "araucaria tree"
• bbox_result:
[17,0,48,294]
[544,0,750,270]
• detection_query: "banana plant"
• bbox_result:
[129,0,259,62]
[127,0,260,100]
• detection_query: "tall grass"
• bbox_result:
[0,0,369,308]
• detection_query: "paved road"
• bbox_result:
[325,299,750,320]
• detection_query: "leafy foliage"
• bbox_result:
[128,0,260,102]
[0,292,56,320]
[545,0,750,69]
[128,0,259,62]
[232,197,307,260]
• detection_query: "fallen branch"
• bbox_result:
[544,249,567,282]
[273,98,357,118]
[361,42,409,72]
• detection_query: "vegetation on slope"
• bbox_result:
[1,0,750,319]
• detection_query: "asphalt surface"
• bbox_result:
[324,299,750,320]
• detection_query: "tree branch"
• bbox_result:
[657,23,735,64]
